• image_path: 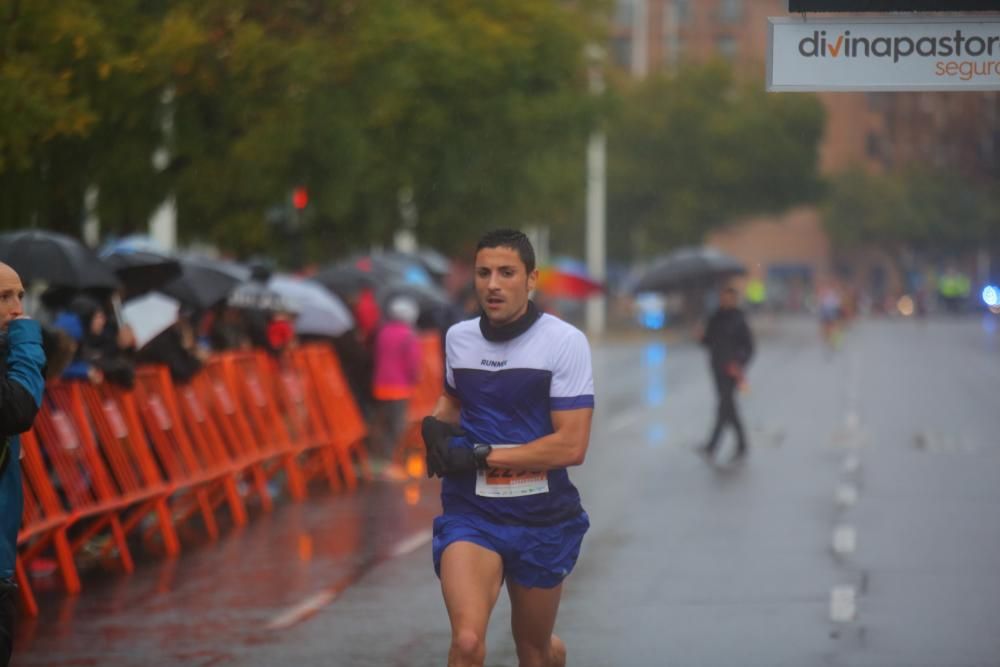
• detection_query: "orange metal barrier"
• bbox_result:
[268,352,344,494]
[16,429,71,615]
[292,344,371,488]
[22,383,141,593]
[132,367,249,533]
[212,351,307,501]
[196,362,276,512]
[14,344,378,615]
[398,333,445,463]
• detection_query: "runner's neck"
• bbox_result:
[479,300,541,343]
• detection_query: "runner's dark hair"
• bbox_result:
[475,229,536,274]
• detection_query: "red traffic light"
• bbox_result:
[292,187,309,210]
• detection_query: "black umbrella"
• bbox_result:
[312,263,376,300]
[101,249,182,299]
[377,280,451,313]
[631,247,746,293]
[161,255,250,309]
[0,229,120,290]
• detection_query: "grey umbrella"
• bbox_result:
[268,275,354,337]
[631,247,746,293]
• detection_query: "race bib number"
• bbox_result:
[475,445,549,498]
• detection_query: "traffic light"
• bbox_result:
[292,186,309,210]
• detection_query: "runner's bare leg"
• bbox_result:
[440,542,505,667]
[508,581,567,667]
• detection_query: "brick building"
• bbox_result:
[612,0,999,305]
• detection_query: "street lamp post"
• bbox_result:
[585,45,607,338]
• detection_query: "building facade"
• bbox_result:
[613,0,999,305]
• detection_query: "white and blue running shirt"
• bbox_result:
[441,313,595,526]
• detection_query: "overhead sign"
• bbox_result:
[789,1,1000,11]
[768,17,1000,90]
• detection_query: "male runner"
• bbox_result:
[422,229,594,667]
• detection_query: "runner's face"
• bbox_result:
[475,246,538,327]
[0,265,25,329]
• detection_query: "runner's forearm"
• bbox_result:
[485,414,592,471]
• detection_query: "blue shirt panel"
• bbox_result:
[441,366,583,525]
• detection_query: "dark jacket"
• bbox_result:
[701,306,754,371]
[136,326,203,384]
[0,320,47,580]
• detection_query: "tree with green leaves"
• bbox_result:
[823,166,1000,263]
[1,0,607,265]
[606,63,825,262]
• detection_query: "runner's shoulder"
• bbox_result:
[536,314,590,349]
[445,317,481,351]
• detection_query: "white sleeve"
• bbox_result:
[549,328,595,410]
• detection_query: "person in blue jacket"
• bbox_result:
[0,262,46,667]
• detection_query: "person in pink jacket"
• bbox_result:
[371,296,422,480]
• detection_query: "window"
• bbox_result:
[614,0,634,28]
[612,35,632,69]
[716,35,738,61]
[719,0,742,23]
[866,132,882,160]
[674,0,691,25]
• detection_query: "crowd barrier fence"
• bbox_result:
[13,334,442,616]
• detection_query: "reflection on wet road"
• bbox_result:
[16,477,440,666]
[15,316,1000,666]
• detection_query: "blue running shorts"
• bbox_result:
[432,511,590,589]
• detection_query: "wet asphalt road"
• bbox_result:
[13,315,1000,667]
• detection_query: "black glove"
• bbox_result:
[420,417,492,478]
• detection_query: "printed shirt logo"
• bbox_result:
[480,358,508,368]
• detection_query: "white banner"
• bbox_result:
[768,17,1000,91]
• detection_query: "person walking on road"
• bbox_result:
[698,285,754,464]
[0,263,47,667]
[421,229,594,667]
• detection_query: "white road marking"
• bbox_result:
[390,529,433,558]
[844,411,860,432]
[836,484,859,508]
[843,454,861,474]
[266,590,338,630]
[832,524,857,557]
[830,585,857,623]
[265,529,433,631]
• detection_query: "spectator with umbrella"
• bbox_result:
[53,294,136,388]
[227,265,299,357]
[631,246,746,324]
[696,285,754,465]
[136,307,208,385]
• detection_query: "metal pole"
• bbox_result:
[150,86,177,251]
[585,45,607,338]
[585,131,607,338]
[631,0,649,79]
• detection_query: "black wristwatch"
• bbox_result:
[473,443,492,469]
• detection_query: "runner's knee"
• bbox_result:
[450,628,485,667]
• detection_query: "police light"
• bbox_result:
[292,186,309,210]
[982,285,1000,308]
